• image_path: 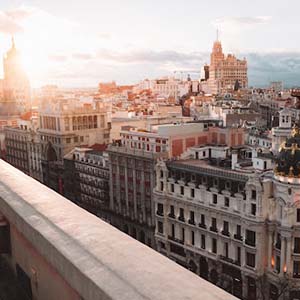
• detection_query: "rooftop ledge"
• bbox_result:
[0,160,236,300]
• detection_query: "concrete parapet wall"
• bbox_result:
[0,159,236,300]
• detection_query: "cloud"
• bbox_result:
[48,54,68,62]
[5,6,34,21]
[0,6,34,34]
[213,16,271,34]
[72,53,94,60]
[0,12,23,34]
[96,49,207,65]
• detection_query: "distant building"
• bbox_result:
[39,97,111,193]
[4,112,42,181]
[270,81,283,93]
[64,148,110,220]
[107,122,245,248]
[208,39,248,94]
[2,37,30,111]
[5,125,30,176]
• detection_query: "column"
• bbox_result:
[280,237,286,275]
[285,237,292,274]
[268,231,273,269]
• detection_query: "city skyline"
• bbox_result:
[0,0,300,88]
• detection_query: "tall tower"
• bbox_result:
[2,37,30,111]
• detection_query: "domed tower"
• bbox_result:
[267,125,300,296]
[274,125,300,183]
[210,40,224,67]
[272,108,292,155]
[2,37,30,111]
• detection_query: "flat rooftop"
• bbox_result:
[168,159,252,180]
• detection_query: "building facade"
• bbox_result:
[154,130,300,300]
[64,147,110,220]
[39,98,111,192]
[208,40,248,94]
[4,114,42,181]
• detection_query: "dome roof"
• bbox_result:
[275,126,300,177]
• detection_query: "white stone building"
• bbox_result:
[154,133,300,300]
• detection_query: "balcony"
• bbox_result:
[178,216,185,222]
[188,219,196,225]
[245,239,256,247]
[168,212,175,219]
[221,230,230,237]
[156,210,164,217]
[168,235,184,245]
[0,160,238,300]
[275,241,281,250]
[210,226,218,233]
[234,234,243,241]
[219,255,241,267]
[199,223,207,229]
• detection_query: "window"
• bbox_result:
[275,233,281,250]
[180,186,184,195]
[212,238,217,254]
[80,136,84,142]
[191,231,195,245]
[294,237,300,253]
[224,197,230,207]
[190,188,195,198]
[297,209,300,222]
[189,211,195,225]
[158,221,164,234]
[224,242,229,258]
[169,205,175,218]
[66,138,71,144]
[235,225,242,240]
[171,224,175,238]
[160,170,163,178]
[246,230,256,247]
[182,228,185,242]
[222,221,229,236]
[157,203,164,216]
[179,208,185,221]
[201,234,206,249]
[236,247,241,265]
[213,194,217,204]
[251,190,256,200]
[293,261,300,278]
[160,181,164,191]
[211,218,217,232]
[246,252,255,268]
[275,256,280,273]
[199,214,206,228]
[171,184,174,193]
[251,204,256,216]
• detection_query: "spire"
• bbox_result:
[216,28,219,41]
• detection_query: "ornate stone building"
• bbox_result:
[208,39,248,94]
[154,132,300,300]
[39,98,111,193]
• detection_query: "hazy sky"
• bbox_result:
[0,0,300,87]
